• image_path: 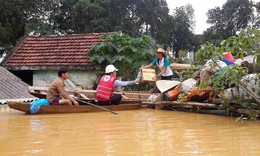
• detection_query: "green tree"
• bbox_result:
[171,4,195,57]
[89,33,159,79]
[151,11,176,49]
[25,18,53,35]
[204,0,257,43]
[105,0,144,36]
[49,0,170,36]
[0,0,54,56]
[50,0,110,34]
[254,2,260,28]
[0,0,198,60]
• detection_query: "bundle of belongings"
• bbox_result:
[30,99,50,113]
[220,73,260,101]
[147,78,216,103]
[199,52,236,85]
[147,52,259,103]
[221,55,260,100]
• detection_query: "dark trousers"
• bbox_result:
[161,75,173,80]
[97,94,122,105]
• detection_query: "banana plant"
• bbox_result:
[89,33,159,80]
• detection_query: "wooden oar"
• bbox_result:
[75,98,118,115]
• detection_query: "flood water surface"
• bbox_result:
[1,105,260,156]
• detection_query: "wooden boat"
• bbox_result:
[28,86,151,102]
[7,101,144,114]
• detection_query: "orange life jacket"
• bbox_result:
[96,75,116,101]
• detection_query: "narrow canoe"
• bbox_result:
[28,86,151,102]
[7,101,143,114]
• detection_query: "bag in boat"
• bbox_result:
[223,52,236,62]
[177,78,197,94]
[147,93,162,103]
[179,86,213,102]
[165,89,182,101]
[30,99,50,114]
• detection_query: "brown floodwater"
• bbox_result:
[1,104,260,156]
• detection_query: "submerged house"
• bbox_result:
[1,33,108,89]
[0,66,36,104]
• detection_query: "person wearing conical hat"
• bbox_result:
[142,48,173,80]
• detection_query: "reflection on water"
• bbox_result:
[1,105,260,156]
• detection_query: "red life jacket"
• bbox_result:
[96,75,116,101]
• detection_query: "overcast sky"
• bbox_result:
[165,0,240,34]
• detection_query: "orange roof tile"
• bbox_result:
[2,33,107,67]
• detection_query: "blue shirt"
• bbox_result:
[152,57,170,66]
[151,57,173,76]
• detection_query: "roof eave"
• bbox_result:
[4,65,99,71]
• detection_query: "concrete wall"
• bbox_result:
[188,51,194,62]
[33,70,98,90]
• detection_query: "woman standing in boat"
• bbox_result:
[46,68,79,106]
[142,48,173,80]
[96,65,139,105]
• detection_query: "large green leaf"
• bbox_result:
[88,33,157,77]
[257,55,260,65]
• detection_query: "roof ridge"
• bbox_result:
[29,32,111,38]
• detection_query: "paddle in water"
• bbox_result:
[75,98,118,115]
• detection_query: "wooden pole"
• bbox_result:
[143,101,219,109]
[239,82,260,105]
[75,99,118,115]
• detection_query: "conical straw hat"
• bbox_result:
[156,80,181,93]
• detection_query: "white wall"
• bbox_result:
[33,70,98,90]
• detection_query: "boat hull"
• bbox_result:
[8,101,143,114]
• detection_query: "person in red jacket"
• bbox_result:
[96,65,139,105]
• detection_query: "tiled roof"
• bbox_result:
[0,66,37,104]
[2,33,106,67]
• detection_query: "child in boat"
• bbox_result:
[96,65,139,105]
[46,68,79,106]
